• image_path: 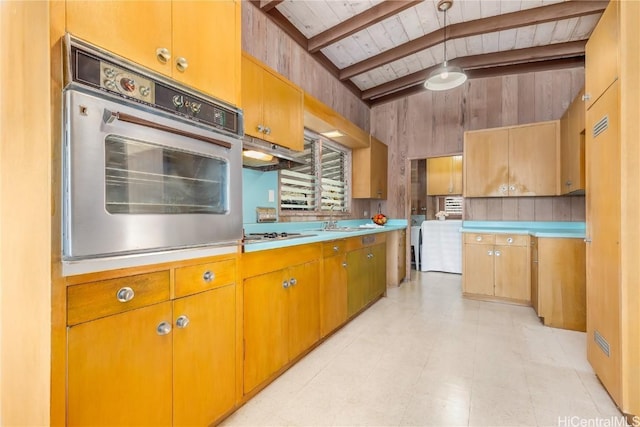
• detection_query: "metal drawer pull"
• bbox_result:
[342,262,347,268]
[495,250,501,257]
[487,250,493,256]
[476,236,482,242]
[282,280,290,289]
[289,278,297,286]
[116,287,135,303]
[333,246,339,252]
[156,321,172,336]
[175,315,190,329]
[507,237,513,244]
[203,270,215,283]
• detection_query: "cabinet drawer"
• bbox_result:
[323,240,346,257]
[495,234,528,246]
[67,271,170,326]
[464,233,495,245]
[174,259,236,298]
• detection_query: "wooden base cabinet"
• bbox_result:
[321,241,348,337]
[242,246,320,394]
[463,233,530,304]
[346,236,386,317]
[535,238,586,332]
[67,257,238,427]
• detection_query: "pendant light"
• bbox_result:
[424,0,467,91]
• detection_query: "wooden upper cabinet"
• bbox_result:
[585,0,618,110]
[66,1,241,106]
[509,121,560,196]
[352,135,388,199]
[427,155,463,196]
[66,2,172,75]
[172,1,241,106]
[463,121,559,197]
[560,88,586,194]
[463,128,509,197]
[241,53,304,151]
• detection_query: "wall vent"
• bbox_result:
[593,115,609,138]
[594,330,611,357]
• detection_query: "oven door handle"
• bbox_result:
[102,109,232,149]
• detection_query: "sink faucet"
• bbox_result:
[325,204,339,230]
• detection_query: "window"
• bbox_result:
[280,130,351,214]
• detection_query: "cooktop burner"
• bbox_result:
[243,232,313,243]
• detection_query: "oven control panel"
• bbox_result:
[100,63,155,104]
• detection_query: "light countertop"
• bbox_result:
[460,220,586,239]
[243,219,407,252]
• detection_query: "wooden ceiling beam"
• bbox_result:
[340,0,607,80]
[308,0,422,53]
[362,41,587,100]
[259,0,283,13]
[368,56,585,106]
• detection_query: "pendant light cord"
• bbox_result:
[443,5,448,64]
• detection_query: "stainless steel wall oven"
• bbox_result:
[62,35,243,261]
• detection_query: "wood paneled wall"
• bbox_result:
[241,2,370,133]
[370,69,586,220]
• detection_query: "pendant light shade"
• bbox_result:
[425,0,467,91]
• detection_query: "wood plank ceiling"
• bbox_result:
[251,0,607,105]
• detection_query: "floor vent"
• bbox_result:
[593,115,609,138]
[594,330,610,357]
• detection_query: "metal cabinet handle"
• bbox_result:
[509,185,515,191]
[289,278,297,286]
[203,270,215,283]
[156,47,171,64]
[487,250,493,256]
[282,280,290,289]
[476,236,482,242]
[156,321,172,336]
[333,246,339,252]
[116,287,135,303]
[175,315,190,329]
[499,184,507,194]
[495,250,501,257]
[582,93,591,101]
[507,237,513,244]
[584,238,592,243]
[566,180,572,186]
[342,262,347,268]
[175,57,188,72]
[264,127,271,135]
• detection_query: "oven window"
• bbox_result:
[105,136,228,214]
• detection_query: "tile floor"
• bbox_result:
[222,271,622,427]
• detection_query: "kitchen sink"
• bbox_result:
[320,227,361,232]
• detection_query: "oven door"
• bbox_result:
[63,89,242,260]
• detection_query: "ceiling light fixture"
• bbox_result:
[424,0,467,91]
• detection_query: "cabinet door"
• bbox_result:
[172,1,240,105]
[321,254,348,337]
[531,237,539,314]
[262,70,304,150]
[451,155,463,194]
[67,302,173,426]
[462,244,495,296]
[369,243,387,302]
[173,284,236,426]
[586,82,621,403]
[509,122,559,196]
[427,156,452,195]
[66,1,172,75]
[347,248,367,317]
[370,137,388,199]
[243,270,288,394]
[288,261,320,359]
[494,245,529,301]
[568,92,586,193]
[585,0,618,109]
[241,55,264,139]
[463,129,509,197]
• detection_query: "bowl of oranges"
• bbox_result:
[372,213,387,226]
